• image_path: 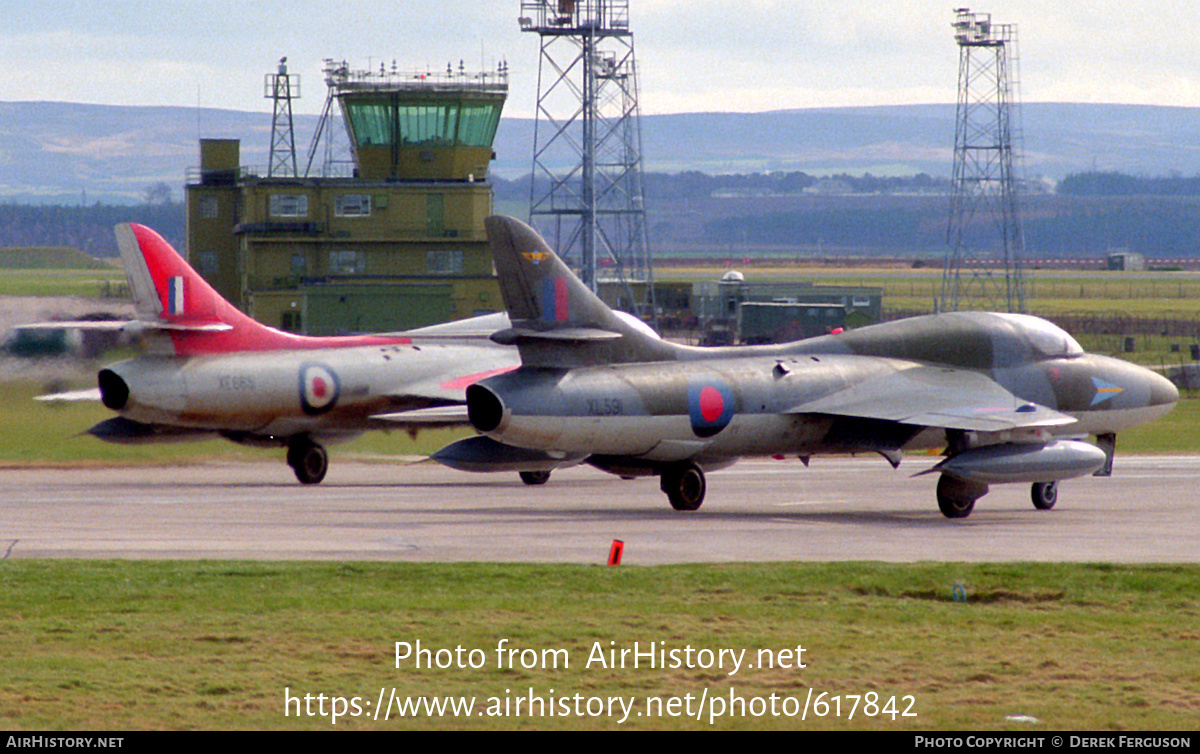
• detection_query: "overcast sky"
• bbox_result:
[3,1,1198,118]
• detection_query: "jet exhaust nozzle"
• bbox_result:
[932,440,1107,485]
[466,383,507,434]
[97,369,130,411]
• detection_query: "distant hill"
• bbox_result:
[0,247,113,269]
[4,100,1200,203]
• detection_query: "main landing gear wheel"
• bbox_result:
[519,470,551,486]
[661,462,706,511]
[936,474,987,519]
[1031,481,1058,510]
[287,438,328,485]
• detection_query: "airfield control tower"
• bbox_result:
[186,59,509,334]
[519,0,653,314]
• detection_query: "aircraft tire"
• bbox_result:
[287,439,328,485]
[661,462,706,511]
[519,470,551,486]
[936,474,985,519]
[1031,481,1058,510]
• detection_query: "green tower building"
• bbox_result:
[186,60,508,334]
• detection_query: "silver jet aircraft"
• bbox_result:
[81,224,518,483]
[433,216,1179,518]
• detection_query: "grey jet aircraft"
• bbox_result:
[433,216,1179,518]
[74,224,519,483]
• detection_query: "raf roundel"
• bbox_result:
[688,380,736,438]
[299,363,340,415]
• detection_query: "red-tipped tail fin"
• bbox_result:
[115,224,383,355]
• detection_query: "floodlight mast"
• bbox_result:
[265,57,300,178]
[519,0,653,314]
[941,8,1027,314]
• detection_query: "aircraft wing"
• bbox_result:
[14,320,127,332]
[371,405,469,425]
[36,387,102,402]
[383,312,512,340]
[790,364,1076,432]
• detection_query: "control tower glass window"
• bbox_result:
[343,98,504,148]
[457,102,503,147]
[345,102,393,146]
[398,103,459,145]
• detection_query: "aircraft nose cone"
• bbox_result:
[1118,359,1179,409]
[1148,368,1180,407]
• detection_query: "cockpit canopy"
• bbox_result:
[990,313,1084,360]
[821,311,1085,369]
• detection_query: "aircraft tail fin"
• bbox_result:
[115,224,302,355]
[484,215,677,367]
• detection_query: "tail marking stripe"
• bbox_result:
[168,276,185,315]
[540,276,570,323]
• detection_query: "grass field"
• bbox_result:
[0,561,1196,730]
[0,247,115,271]
[659,263,1200,319]
[656,263,1200,368]
[0,269,126,298]
[5,260,1199,368]
[6,260,1199,319]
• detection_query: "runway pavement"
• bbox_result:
[2,455,1197,564]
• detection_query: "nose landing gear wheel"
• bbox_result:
[661,462,706,511]
[519,470,551,486]
[287,439,328,485]
[1031,481,1058,510]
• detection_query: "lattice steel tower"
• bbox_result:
[304,59,356,179]
[941,8,1027,314]
[519,0,652,306]
[265,57,300,178]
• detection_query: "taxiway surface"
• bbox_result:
[2,455,1197,563]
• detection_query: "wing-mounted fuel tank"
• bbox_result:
[431,435,584,474]
[926,440,1107,485]
[86,416,217,444]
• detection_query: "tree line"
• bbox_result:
[492,171,953,202]
[5,169,1200,261]
[0,202,185,259]
[1057,171,1200,197]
